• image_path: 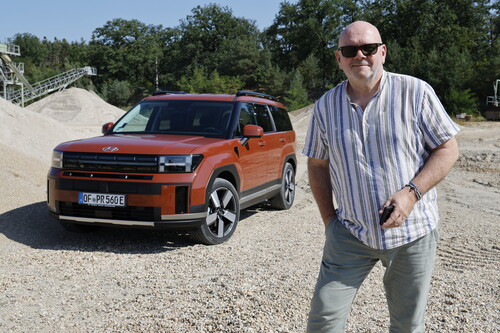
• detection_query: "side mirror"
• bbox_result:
[101,122,114,135]
[242,124,263,138]
[241,124,263,146]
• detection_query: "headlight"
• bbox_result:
[158,154,203,173]
[51,151,64,169]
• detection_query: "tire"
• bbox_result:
[191,178,240,245]
[270,162,295,210]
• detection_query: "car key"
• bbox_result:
[380,205,394,225]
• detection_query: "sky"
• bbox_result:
[1,0,289,43]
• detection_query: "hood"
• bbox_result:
[54,134,222,155]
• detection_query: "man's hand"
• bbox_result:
[379,187,418,229]
[380,137,459,229]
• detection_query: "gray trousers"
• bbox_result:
[307,218,438,333]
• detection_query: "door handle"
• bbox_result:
[258,140,266,147]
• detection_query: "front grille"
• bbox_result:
[63,152,158,173]
[63,172,153,180]
[58,202,158,221]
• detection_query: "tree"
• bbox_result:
[11,33,48,67]
[169,4,260,83]
[361,0,495,113]
[265,0,359,86]
[178,67,243,94]
[447,88,479,116]
[214,36,262,88]
[254,49,288,98]
[6,1,497,114]
[89,18,174,101]
[285,70,309,111]
[100,80,132,107]
[298,54,321,90]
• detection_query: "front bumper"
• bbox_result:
[47,169,207,229]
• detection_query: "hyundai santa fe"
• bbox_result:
[47,90,296,244]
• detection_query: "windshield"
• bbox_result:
[112,100,235,138]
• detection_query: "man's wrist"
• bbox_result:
[405,181,422,201]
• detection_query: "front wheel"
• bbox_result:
[270,162,295,210]
[191,178,240,245]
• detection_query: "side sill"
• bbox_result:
[240,184,281,206]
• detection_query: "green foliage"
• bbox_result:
[6,1,499,114]
[100,80,132,107]
[11,33,86,83]
[254,49,288,98]
[298,54,321,90]
[89,18,173,102]
[170,4,260,80]
[264,0,351,86]
[285,70,310,111]
[447,89,479,116]
[178,67,243,94]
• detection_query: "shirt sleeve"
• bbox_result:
[419,83,460,149]
[302,98,329,160]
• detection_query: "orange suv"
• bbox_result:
[47,91,296,244]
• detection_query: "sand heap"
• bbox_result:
[0,88,125,163]
[26,88,124,126]
[0,97,77,163]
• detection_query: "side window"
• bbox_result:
[270,106,293,131]
[236,103,257,137]
[253,104,274,132]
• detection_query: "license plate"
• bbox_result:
[78,192,126,207]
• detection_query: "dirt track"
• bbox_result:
[0,90,499,332]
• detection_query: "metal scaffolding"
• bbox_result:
[0,43,96,107]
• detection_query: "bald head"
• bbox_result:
[339,21,383,47]
[335,21,386,91]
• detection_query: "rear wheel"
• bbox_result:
[191,178,240,245]
[270,162,295,210]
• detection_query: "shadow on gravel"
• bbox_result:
[0,201,199,253]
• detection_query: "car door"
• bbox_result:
[236,103,267,192]
[252,103,283,185]
[267,105,295,181]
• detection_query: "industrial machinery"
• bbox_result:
[0,43,96,106]
[485,79,500,121]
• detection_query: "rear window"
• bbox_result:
[269,106,293,131]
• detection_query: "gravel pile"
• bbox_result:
[0,91,498,332]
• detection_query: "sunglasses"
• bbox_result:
[338,43,383,58]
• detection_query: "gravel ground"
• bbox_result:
[0,100,498,332]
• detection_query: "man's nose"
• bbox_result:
[353,49,366,59]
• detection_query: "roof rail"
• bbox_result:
[235,90,279,102]
[152,90,188,96]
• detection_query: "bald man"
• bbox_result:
[303,21,459,332]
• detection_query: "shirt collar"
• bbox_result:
[344,70,387,106]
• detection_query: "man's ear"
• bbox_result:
[335,50,342,68]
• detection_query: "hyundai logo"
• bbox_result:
[102,146,119,152]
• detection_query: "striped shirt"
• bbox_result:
[303,71,460,249]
